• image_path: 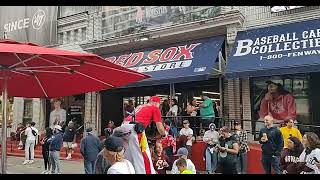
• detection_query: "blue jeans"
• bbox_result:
[84,160,95,174]
[205,147,217,173]
[261,155,281,174]
[49,151,61,174]
[236,152,247,174]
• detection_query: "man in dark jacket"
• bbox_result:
[80,127,102,174]
[259,115,284,174]
[48,125,64,174]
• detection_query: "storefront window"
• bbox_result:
[58,6,86,18]
[251,75,311,134]
[101,6,221,39]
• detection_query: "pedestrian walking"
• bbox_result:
[40,128,53,174]
[259,115,284,174]
[23,122,38,165]
[80,127,102,174]
[48,125,64,174]
[63,121,77,160]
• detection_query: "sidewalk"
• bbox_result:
[5,156,84,174]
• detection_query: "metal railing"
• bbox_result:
[155,115,320,141]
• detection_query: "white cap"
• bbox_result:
[54,125,62,131]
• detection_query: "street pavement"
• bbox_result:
[5,156,84,174]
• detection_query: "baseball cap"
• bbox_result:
[183,120,189,124]
[234,120,241,126]
[175,147,188,156]
[149,96,161,103]
[54,125,62,131]
[86,127,93,133]
[265,80,282,87]
[104,136,124,152]
[220,126,230,133]
[113,126,131,138]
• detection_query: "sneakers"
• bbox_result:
[22,160,30,165]
[28,160,34,164]
[65,154,72,160]
[41,170,48,174]
[45,171,51,174]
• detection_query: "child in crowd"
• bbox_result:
[176,158,194,174]
[152,141,170,174]
[171,147,196,174]
[179,120,194,159]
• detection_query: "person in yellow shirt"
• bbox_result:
[280,119,302,149]
[176,158,194,174]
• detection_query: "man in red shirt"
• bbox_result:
[122,96,166,174]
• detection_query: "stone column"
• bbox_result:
[13,97,24,125]
[32,98,41,131]
[63,31,68,44]
[84,92,97,136]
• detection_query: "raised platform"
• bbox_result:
[2,138,83,161]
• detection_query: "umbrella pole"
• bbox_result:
[1,78,8,174]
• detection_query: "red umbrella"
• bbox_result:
[0,39,150,173]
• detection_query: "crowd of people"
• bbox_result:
[11,92,320,174]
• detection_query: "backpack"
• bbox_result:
[31,128,37,136]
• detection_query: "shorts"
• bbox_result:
[63,142,73,148]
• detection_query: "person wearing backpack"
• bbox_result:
[23,121,38,165]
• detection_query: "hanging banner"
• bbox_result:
[0,6,58,45]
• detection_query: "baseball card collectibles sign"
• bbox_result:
[226,18,320,78]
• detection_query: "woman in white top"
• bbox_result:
[186,98,200,137]
[167,99,179,117]
[103,136,135,174]
[23,122,38,165]
[299,132,320,174]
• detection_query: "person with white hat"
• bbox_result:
[48,125,64,174]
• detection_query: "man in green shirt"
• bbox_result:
[199,95,215,130]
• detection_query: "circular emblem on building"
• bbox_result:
[32,9,46,30]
